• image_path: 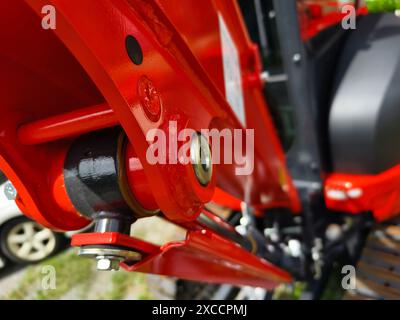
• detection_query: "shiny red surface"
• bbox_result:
[179,1,300,213]
[72,230,291,289]
[0,143,89,231]
[0,0,299,287]
[325,164,400,222]
[18,103,117,145]
[0,1,101,230]
[124,229,291,289]
[13,0,299,226]
[212,187,242,211]
[71,232,159,255]
[125,141,159,211]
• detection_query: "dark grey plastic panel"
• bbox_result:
[330,13,400,174]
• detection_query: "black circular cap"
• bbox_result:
[125,35,143,65]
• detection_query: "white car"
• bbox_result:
[0,177,67,265]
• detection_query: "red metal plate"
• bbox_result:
[123,230,291,289]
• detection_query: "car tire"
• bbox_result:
[0,216,65,264]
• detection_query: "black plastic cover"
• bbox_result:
[329,13,400,174]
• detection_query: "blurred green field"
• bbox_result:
[1,249,176,300]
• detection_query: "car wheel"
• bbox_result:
[0,216,64,264]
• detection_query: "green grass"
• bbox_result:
[100,271,153,300]
[4,249,93,300]
[2,249,156,300]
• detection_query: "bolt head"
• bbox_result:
[190,133,213,186]
[96,258,120,271]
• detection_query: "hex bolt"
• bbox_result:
[96,256,121,271]
[78,247,141,271]
[190,133,213,186]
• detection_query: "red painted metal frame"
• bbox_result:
[18,103,117,145]
[0,0,383,289]
[325,164,400,222]
[0,0,300,229]
[71,232,160,255]
[212,187,242,212]
[72,230,291,289]
[0,0,298,287]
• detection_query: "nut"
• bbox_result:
[96,257,121,271]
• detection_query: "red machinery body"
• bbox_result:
[0,0,299,226]
[0,0,397,291]
[0,0,300,288]
[72,229,291,289]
